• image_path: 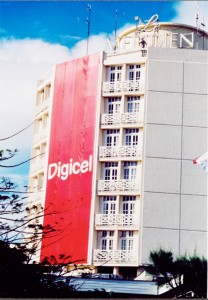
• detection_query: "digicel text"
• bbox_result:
[48,155,92,180]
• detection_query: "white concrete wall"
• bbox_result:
[140,47,208,263]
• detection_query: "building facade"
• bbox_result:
[28,21,208,278]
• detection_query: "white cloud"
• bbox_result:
[0,38,71,64]
[171,1,208,29]
[60,34,82,42]
[68,33,108,58]
[0,39,73,183]
[1,173,29,191]
[67,22,134,58]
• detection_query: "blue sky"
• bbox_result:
[0,1,207,190]
[0,1,177,47]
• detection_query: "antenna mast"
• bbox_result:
[195,1,199,32]
[114,9,118,47]
[86,3,91,55]
[201,17,205,50]
[134,16,139,48]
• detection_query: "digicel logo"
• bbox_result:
[48,155,93,181]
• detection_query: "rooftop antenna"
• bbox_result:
[114,9,118,46]
[201,17,205,50]
[106,38,113,51]
[135,16,139,33]
[195,1,199,32]
[134,16,139,47]
[194,1,206,49]
[86,3,91,55]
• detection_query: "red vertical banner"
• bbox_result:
[40,53,100,263]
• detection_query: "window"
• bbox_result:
[120,231,134,251]
[128,65,141,81]
[101,196,116,214]
[122,196,136,214]
[127,96,140,113]
[125,129,139,146]
[45,84,51,99]
[123,162,137,180]
[31,176,38,190]
[105,129,120,147]
[33,146,40,157]
[100,231,114,250]
[38,173,44,190]
[35,117,42,133]
[37,85,50,105]
[108,66,122,82]
[106,97,121,114]
[42,113,48,128]
[41,143,46,154]
[39,89,44,102]
[104,162,118,181]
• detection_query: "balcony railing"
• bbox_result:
[107,48,147,57]
[95,213,139,226]
[30,156,45,174]
[27,189,44,204]
[101,112,143,126]
[98,180,140,193]
[36,98,49,115]
[102,80,144,94]
[99,145,142,159]
[93,249,137,264]
[34,128,48,144]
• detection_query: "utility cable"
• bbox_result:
[0,152,44,168]
[0,121,34,141]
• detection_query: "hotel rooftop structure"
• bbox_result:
[27,18,208,279]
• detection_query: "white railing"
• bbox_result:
[107,48,147,57]
[98,180,140,193]
[27,189,44,203]
[36,98,49,115]
[101,112,143,126]
[95,214,139,226]
[34,128,48,144]
[30,156,45,173]
[102,80,144,94]
[93,249,137,264]
[99,145,142,159]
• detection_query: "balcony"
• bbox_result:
[28,189,44,204]
[99,145,142,160]
[34,128,48,144]
[95,214,139,227]
[36,98,49,115]
[102,80,144,95]
[107,48,147,57]
[30,156,45,174]
[98,180,140,194]
[101,112,143,127]
[93,249,137,265]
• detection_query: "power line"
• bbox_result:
[0,152,45,168]
[0,121,34,141]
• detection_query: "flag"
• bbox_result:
[193,152,208,173]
